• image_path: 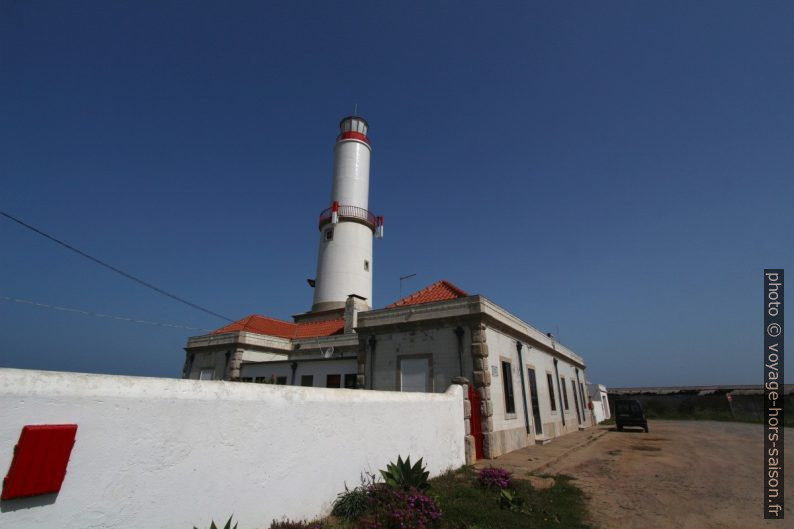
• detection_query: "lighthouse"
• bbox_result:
[311,115,382,313]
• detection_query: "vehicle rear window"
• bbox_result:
[615,401,642,415]
[615,401,640,413]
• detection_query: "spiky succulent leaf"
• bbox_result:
[379,455,430,490]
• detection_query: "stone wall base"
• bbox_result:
[483,426,533,459]
[464,435,477,465]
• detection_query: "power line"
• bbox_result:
[1,295,214,332]
[0,210,234,322]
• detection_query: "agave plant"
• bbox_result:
[194,515,238,529]
[380,456,430,491]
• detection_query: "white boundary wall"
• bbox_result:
[0,368,465,529]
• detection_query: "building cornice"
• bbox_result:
[185,331,293,352]
[185,329,361,354]
[477,297,585,367]
[357,295,586,368]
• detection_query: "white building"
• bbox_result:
[588,383,611,423]
[183,115,595,460]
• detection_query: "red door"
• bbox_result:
[468,385,484,460]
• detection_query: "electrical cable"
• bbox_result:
[1,295,214,332]
[0,209,234,322]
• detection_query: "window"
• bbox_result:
[276,376,287,385]
[546,373,557,411]
[300,375,314,387]
[364,260,369,271]
[501,361,516,415]
[399,356,431,392]
[561,377,570,410]
[199,368,214,381]
[344,374,357,389]
[527,368,543,435]
[326,374,341,388]
[325,229,334,241]
[571,379,581,422]
[255,376,269,383]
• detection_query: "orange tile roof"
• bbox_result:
[387,280,469,308]
[294,318,346,338]
[212,279,468,339]
[213,314,344,339]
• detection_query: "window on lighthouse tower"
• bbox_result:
[325,229,334,241]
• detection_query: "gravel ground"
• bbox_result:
[542,421,793,529]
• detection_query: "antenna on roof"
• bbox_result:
[354,103,358,114]
[399,273,417,299]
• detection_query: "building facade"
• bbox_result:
[182,115,595,460]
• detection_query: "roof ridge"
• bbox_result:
[212,313,344,339]
[387,279,469,308]
[248,314,296,326]
[439,279,468,297]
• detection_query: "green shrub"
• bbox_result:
[497,489,526,513]
[331,483,371,520]
[269,519,326,529]
[380,456,430,491]
[358,485,442,529]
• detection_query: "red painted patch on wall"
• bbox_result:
[1,424,78,500]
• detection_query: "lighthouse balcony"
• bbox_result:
[318,204,381,233]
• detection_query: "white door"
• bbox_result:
[400,358,430,392]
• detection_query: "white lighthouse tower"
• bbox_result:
[311,115,382,313]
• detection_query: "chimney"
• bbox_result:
[344,294,368,334]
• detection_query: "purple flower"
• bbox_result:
[477,467,513,489]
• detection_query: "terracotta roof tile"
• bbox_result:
[213,315,344,339]
[387,280,469,308]
[293,318,345,338]
[212,279,469,339]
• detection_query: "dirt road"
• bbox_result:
[542,421,792,528]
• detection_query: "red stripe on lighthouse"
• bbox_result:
[336,131,370,144]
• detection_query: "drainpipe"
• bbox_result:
[368,335,377,390]
[454,326,465,377]
[516,341,530,435]
[553,358,565,427]
[290,361,298,386]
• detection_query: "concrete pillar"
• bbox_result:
[356,344,367,389]
[452,376,476,465]
[226,348,244,381]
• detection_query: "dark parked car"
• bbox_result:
[615,399,648,432]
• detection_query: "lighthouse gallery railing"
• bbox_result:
[318,204,378,231]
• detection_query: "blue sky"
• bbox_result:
[1,1,791,386]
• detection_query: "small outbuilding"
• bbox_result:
[588,383,611,423]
